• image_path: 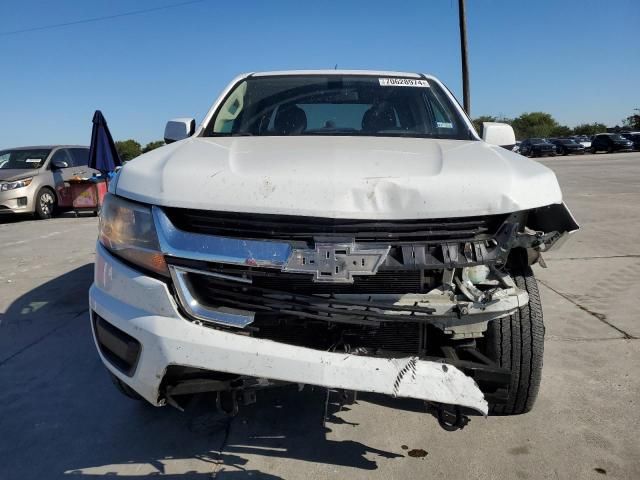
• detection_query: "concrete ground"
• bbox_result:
[0,152,638,479]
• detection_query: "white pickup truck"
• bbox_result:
[90,70,578,429]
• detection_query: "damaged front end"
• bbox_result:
[151,203,577,423]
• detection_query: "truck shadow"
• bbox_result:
[0,263,92,333]
[1,264,405,479]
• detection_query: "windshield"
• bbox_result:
[0,149,51,169]
[610,134,627,141]
[204,75,474,140]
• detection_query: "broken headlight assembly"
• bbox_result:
[99,193,168,276]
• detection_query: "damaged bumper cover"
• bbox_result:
[90,244,488,415]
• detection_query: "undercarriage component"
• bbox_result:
[216,391,239,416]
[432,403,470,431]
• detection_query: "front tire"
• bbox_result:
[35,188,56,219]
[481,265,544,415]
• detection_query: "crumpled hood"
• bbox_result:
[0,169,39,182]
[116,136,562,219]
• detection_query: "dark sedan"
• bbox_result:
[590,134,633,153]
[548,138,585,155]
[519,138,556,157]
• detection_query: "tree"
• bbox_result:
[142,141,165,153]
[622,109,640,130]
[510,112,559,139]
[115,139,142,162]
[549,125,572,138]
[572,123,608,136]
[471,115,497,135]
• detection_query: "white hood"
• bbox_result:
[116,136,562,219]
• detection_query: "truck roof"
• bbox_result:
[251,69,425,78]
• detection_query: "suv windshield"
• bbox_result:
[0,149,51,169]
[204,75,474,140]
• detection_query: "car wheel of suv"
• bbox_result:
[109,372,143,401]
[480,264,544,415]
[35,188,56,219]
[607,145,613,153]
[556,147,564,156]
[590,146,596,154]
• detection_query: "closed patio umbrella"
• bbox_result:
[88,110,121,174]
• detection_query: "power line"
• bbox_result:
[0,0,207,37]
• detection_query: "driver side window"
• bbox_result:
[213,81,247,133]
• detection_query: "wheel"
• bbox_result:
[607,145,613,153]
[35,188,56,219]
[481,264,544,415]
[109,372,143,401]
[590,147,596,154]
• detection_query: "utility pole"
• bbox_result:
[458,0,470,116]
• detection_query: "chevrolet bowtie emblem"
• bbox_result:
[283,243,390,283]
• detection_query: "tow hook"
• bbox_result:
[430,403,470,431]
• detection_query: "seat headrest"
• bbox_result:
[274,105,307,135]
[362,104,396,132]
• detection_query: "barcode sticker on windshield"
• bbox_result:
[25,159,41,163]
[379,78,429,87]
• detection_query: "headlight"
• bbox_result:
[1,177,33,191]
[99,194,168,276]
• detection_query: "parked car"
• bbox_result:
[519,138,556,157]
[570,135,591,149]
[0,145,96,219]
[620,132,640,150]
[590,133,633,153]
[90,70,578,429]
[548,138,585,155]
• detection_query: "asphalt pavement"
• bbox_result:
[0,152,638,479]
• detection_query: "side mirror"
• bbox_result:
[482,122,516,149]
[51,160,69,169]
[164,118,196,144]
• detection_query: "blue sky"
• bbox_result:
[1,0,638,148]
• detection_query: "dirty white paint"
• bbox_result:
[116,135,562,220]
[90,246,488,415]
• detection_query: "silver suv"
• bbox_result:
[0,145,98,219]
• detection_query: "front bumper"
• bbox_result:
[90,243,488,414]
[0,185,35,214]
